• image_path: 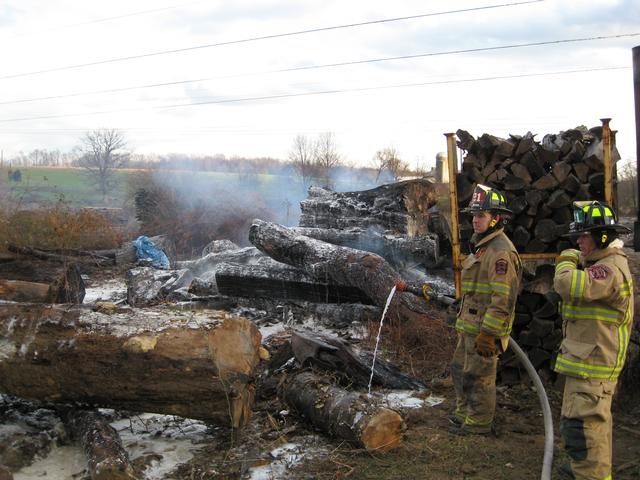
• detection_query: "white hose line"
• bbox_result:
[508,335,554,480]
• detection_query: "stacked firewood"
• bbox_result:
[455,126,616,253]
[499,264,562,384]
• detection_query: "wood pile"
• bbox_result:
[298,179,449,265]
[499,264,562,384]
[455,126,615,253]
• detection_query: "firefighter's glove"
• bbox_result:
[475,331,497,357]
[556,249,580,266]
[395,280,407,292]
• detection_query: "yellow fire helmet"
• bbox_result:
[461,184,512,215]
[563,200,631,237]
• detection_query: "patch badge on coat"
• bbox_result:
[587,265,611,280]
[495,259,508,275]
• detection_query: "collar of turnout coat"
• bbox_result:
[582,239,627,266]
[471,228,505,251]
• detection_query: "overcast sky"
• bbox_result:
[0,0,638,169]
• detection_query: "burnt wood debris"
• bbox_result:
[1,123,637,477]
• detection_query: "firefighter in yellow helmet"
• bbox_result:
[554,201,634,480]
[450,184,522,435]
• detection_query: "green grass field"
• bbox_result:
[2,167,129,206]
[1,167,378,211]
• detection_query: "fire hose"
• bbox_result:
[405,283,554,480]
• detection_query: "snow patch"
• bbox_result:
[249,442,305,480]
[0,338,17,360]
[380,391,445,409]
[13,446,86,480]
[112,413,208,480]
[83,279,127,303]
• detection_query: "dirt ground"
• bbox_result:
[164,375,640,480]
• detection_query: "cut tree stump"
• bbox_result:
[0,265,85,304]
[0,305,261,427]
[283,372,404,452]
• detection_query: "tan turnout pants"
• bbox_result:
[560,376,616,480]
[450,332,497,431]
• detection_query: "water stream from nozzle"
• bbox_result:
[367,285,397,395]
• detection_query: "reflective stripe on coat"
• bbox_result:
[553,244,634,380]
[455,228,522,341]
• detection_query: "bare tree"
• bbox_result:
[313,132,341,188]
[617,159,637,215]
[373,146,408,183]
[289,134,315,189]
[77,129,129,199]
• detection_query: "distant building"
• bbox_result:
[435,152,449,183]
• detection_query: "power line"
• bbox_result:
[6,1,208,39]
[0,1,543,81]
[1,31,635,106]
[0,65,628,124]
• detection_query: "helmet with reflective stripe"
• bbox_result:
[461,184,513,215]
[563,200,630,236]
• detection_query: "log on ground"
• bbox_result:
[0,305,261,427]
[283,372,404,452]
[64,409,138,480]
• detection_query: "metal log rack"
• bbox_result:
[444,118,616,299]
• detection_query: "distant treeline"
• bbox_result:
[2,148,380,176]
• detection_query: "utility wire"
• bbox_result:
[1,31,635,106]
[0,65,628,124]
[0,0,543,81]
[6,1,208,39]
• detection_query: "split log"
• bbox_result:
[283,372,404,452]
[291,330,425,390]
[0,305,262,427]
[65,410,138,480]
[248,220,431,322]
[0,265,85,304]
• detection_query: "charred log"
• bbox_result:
[215,262,372,304]
[248,220,431,322]
[291,227,440,268]
[298,179,439,238]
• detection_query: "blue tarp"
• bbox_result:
[133,236,170,270]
